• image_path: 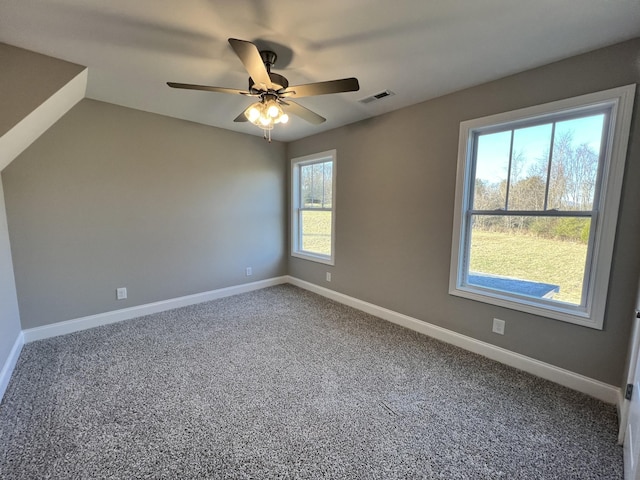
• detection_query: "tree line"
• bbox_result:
[473,131,599,243]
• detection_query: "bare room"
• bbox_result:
[1,1,640,478]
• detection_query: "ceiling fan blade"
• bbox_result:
[233,110,248,122]
[167,82,252,95]
[280,77,359,98]
[281,101,326,125]
[228,38,273,91]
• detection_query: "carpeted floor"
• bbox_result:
[0,285,623,479]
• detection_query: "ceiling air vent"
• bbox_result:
[359,90,395,104]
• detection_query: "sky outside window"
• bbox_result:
[474,114,605,186]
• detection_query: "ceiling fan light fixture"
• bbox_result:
[259,114,273,127]
[266,100,281,118]
[246,105,261,123]
[244,95,288,140]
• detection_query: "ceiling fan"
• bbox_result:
[168,38,360,141]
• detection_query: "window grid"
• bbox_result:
[465,108,606,309]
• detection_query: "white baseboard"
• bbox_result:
[0,331,24,401]
[287,276,620,405]
[22,276,288,343]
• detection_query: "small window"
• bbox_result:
[291,150,336,265]
[450,85,635,329]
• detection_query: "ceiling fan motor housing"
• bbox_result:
[259,50,277,69]
[247,50,289,92]
[249,72,289,92]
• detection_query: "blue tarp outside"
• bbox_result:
[468,273,560,299]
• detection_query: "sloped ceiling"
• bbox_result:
[0,44,86,171]
[1,0,639,142]
[0,44,85,137]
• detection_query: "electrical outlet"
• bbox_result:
[245,267,252,276]
[492,318,505,335]
[326,272,331,282]
[116,287,127,300]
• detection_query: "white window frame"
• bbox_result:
[291,150,337,265]
[449,85,636,329]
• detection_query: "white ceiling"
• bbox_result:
[1,0,639,142]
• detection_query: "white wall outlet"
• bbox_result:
[326,272,332,282]
[116,287,127,300]
[245,267,252,276]
[492,318,505,335]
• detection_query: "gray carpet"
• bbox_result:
[0,285,623,479]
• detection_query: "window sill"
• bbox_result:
[291,251,335,266]
[449,285,600,329]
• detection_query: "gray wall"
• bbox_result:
[0,43,83,373]
[0,179,21,369]
[3,99,287,329]
[287,38,640,386]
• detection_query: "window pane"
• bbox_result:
[467,215,590,305]
[301,161,333,209]
[508,124,552,211]
[301,164,313,207]
[301,210,332,256]
[473,131,511,210]
[547,114,604,211]
[322,162,333,208]
[311,163,325,207]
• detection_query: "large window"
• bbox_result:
[291,150,336,265]
[450,85,635,329]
